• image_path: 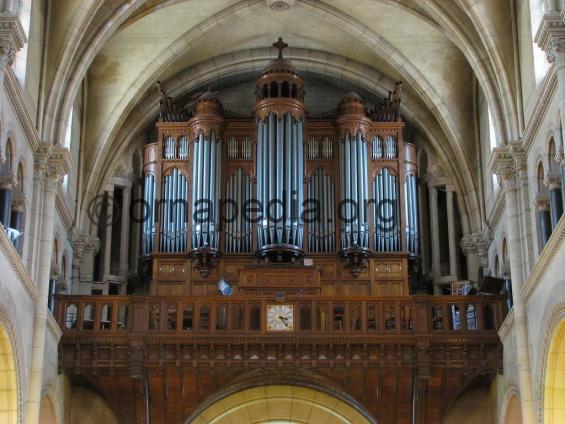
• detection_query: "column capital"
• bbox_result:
[533,192,551,211]
[0,169,16,190]
[34,143,73,187]
[544,172,562,190]
[535,12,565,57]
[460,232,490,265]
[72,232,100,269]
[10,193,27,212]
[0,14,25,67]
[488,146,517,191]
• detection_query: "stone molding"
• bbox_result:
[4,68,40,152]
[521,215,565,303]
[522,66,557,155]
[497,307,515,343]
[0,225,38,303]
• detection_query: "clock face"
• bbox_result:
[266,304,294,331]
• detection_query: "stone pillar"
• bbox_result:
[489,146,535,424]
[534,193,552,246]
[24,144,71,424]
[71,233,100,295]
[446,187,458,279]
[510,141,535,275]
[460,234,480,283]
[545,173,563,228]
[428,186,441,293]
[0,171,16,225]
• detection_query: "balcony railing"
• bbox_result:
[54,294,508,337]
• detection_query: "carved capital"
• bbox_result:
[490,149,516,191]
[35,143,72,187]
[544,172,562,190]
[10,193,26,212]
[533,192,551,211]
[460,234,478,255]
[0,170,16,190]
[0,15,25,67]
[535,12,565,54]
[72,232,100,268]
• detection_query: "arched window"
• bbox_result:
[13,0,32,82]
[2,139,13,172]
[488,107,500,190]
[537,162,546,193]
[62,106,74,191]
[530,0,549,82]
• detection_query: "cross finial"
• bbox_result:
[273,37,288,59]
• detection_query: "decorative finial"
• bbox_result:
[273,37,288,59]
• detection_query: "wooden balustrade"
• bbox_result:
[54,294,508,337]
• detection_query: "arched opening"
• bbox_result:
[443,381,493,424]
[69,386,118,424]
[188,385,374,424]
[544,319,565,423]
[39,394,57,424]
[502,393,522,424]
[0,323,18,423]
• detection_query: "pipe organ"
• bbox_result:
[141,39,421,296]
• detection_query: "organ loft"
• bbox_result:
[55,40,508,423]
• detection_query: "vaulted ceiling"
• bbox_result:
[43,0,519,234]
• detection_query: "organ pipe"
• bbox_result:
[253,37,306,260]
[142,174,156,254]
[308,168,336,252]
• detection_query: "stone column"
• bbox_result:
[460,234,481,283]
[510,142,535,275]
[71,233,100,295]
[0,171,16,225]
[534,193,552,246]
[24,144,71,424]
[428,187,441,293]
[545,173,563,228]
[446,186,458,279]
[489,146,535,424]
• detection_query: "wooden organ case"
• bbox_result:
[56,40,506,424]
[142,40,420,298]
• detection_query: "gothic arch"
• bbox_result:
[499,386,522,424]
[538,302,565,423]
[185,369,376,424]
[0,305,22,423]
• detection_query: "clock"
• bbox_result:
[266,304,294,331]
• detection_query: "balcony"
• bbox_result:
[54,294,507,424]
[55,294,507,341]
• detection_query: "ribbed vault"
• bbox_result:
[39,0,521,237]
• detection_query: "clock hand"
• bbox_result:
[278,315,289,326]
